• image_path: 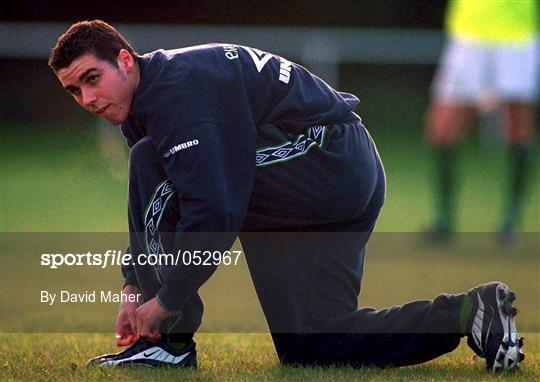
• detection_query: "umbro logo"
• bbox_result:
[244,47,291,84]
[244,47,273,73]
[164,139,200,158]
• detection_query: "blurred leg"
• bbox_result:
[504,102,535,144]
[495,36,538,237]
[500,102,536,235]
[425,37,486,235]
[425,102,475,234]
[426,103,475,146]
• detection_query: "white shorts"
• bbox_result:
[432,36,539,104]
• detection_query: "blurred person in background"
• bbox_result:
[425,0,538,241]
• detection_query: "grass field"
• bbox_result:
[1,333,539,381]
[1,122,539,380]
[1,120,539,233]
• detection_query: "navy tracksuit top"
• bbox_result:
[120,44,366,310]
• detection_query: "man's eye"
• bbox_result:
[70,88,81,96]
[88,75,99,83]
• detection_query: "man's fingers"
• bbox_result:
[134,299,169,341]
[128,310,137,334]
[135,309,144,338]
[116,333,137,347]
[115,310,132,335]
[137,321,152,340]
[114,320,126,334]
[115,310,137,346]
[135,306,152,338]
[147,330,161,341]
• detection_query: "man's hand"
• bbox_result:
[135,297,170,341]
[115,284,141,345]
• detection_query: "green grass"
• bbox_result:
[1,122,538,232]
[1,122,539,380]
[1,124,129,232]
[1,333,539,381]
[1,233,538,380]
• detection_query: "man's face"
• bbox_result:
[57,52,137,125]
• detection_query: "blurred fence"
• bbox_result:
[0,22,443,124]
[1,21,444,86]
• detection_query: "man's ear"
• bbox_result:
[117,49,135,72]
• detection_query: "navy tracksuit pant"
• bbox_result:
[127,119,465,367]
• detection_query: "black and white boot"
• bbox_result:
[86,337,197,368]
[466,282,524,372]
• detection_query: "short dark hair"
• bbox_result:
[49,20,138,72]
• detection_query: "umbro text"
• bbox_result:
[164,139,200,158]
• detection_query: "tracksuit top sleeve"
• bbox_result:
[122,44,359,311]
[130,47,258,311]
[151,122,256,311]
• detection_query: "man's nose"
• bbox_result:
[81,87,98,107]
